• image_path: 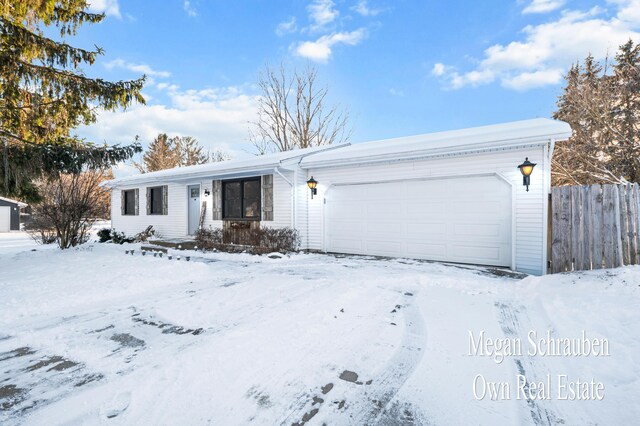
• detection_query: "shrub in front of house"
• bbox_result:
[133,225,156,242]
[195,227,224,251]
[107,226,157,244]
[195,226,300,253]
[97,228,112,243]
[260,227,300,252]
[110,230,135,245]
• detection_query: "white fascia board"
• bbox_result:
[103,143,351,189]
[102,163,281,188]
[300,134,570,169]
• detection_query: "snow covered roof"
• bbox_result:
[300,118,572,168]
[103,118,571,188]
[103,144,349,188]
[0,196,28,208]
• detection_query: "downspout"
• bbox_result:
[274,166,295,229]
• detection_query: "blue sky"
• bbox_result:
[75,0,640,170]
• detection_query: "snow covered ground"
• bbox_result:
[1,232,639,425]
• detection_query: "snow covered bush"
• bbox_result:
[97,228,112,243]
[195,226,299,253]
[133,225,156,242]
[110,230,135,245]
[260,227,300,252]
[195,227,224,251]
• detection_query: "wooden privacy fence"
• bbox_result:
[551,183,640,273]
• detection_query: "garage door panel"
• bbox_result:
[407,222,447,238]
[365,183,404,199]
[406,242,447,258]
[329,238,363,253]
[450,244,505,263]
[365,203,398,220]
[328,220,364,236]
[365,240,403,256]
[406,202,447,219]
[326,176,512,267]
[365,222,403,237]
[452,223,502,238]
[331,186,363,201]
[328,202,364,218]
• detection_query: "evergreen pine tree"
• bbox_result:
[0,0,145,201]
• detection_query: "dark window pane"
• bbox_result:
[244,199,259,218]
[150,187,164,214]
[244,180,260,199]
[224,199,242,218]
[124,190,135,215]
[223,181,242,218]
[225,182,241,200]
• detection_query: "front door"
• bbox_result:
[188,185,200,235]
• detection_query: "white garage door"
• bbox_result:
[0,206,11,232]
[325,175,512,267]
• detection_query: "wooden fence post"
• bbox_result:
[618,184,630,265]
[581,185,592,270]
[634,183,640,262]
[591,184,603,270]
[612,185,624,267]
[603,185,615,269]
[571,186,582,270]
[627,184,637,265]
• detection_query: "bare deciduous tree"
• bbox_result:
[26,170,110,248]
[250,64,351,154]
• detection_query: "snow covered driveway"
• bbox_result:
[1,234,639,425]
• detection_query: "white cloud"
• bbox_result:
[352,0,382,17]
[294,28,367,62]
[184,0,197,17]
[87,0,120,18]
[431,63,447,76]
[276,17,298,36]
[502,69,564,90]
[433,1,640,90]
[388,88,404,96]
[78,85,259,164]
[105,59,171,78]
[307,0,339,31]
[523,0,565,14]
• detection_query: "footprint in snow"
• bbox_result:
[104,391,131,419]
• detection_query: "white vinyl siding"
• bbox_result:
[111,183,187,239]
[305,146,548,275]
[265,171,293,229]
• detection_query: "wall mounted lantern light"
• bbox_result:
[204,188,211,196]
[517,157,536,192]
[307,176,318,199]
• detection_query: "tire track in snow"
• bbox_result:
[282,291,426,425]
[353,292,427,425]
[495,302,564,426]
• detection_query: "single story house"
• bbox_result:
[104,118,572,275]
[0,196,28,232]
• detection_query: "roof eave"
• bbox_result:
[301,132,571,169]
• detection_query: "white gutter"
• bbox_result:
[301,134,572,169]
[274,166,295,229]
